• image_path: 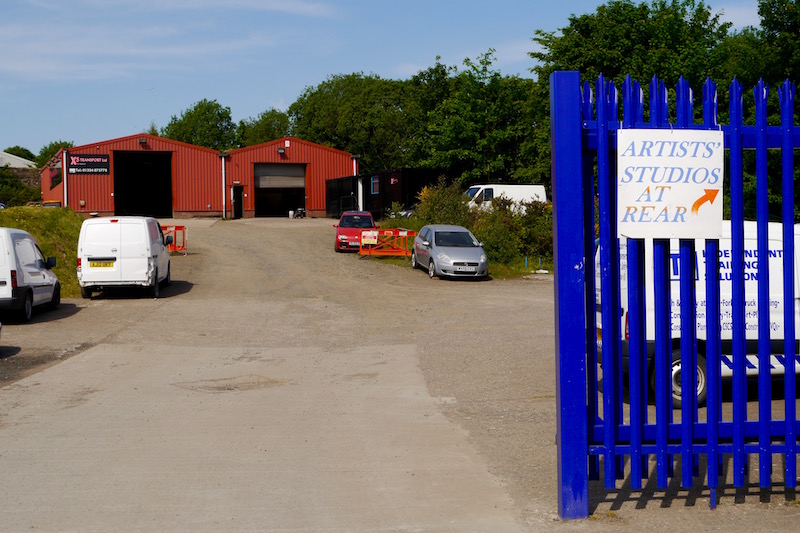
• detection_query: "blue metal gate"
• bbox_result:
[552,70,800,519]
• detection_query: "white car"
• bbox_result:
[0,227,60,322]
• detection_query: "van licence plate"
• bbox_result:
[90,261,114,268]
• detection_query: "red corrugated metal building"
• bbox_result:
[40,134,358,218]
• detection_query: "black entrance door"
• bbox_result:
[232,186,244,219]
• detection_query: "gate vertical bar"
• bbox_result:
[754,80,773,488]
[703,77,722,509]
[596,75,622,488]
[729,79,747,487]
[551,70,589,519]
[582,80,601,483]
[622,75,646,489]
[676,77,697,487]
[780,80,797,488]
[649,76,672,487]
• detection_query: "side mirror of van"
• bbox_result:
[164,235,174,246]
[46,257,57,269]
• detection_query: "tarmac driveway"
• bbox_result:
[0,217,798,531]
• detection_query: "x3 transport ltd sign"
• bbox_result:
[67,154,110,174]
[617,129,724,239]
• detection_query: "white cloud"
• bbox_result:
[0,21,281,81]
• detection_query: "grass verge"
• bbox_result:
[0,207,84,297]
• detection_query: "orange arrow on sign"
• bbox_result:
[691,189,720,214]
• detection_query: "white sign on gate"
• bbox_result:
[617,129,724,239]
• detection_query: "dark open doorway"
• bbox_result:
[232,186,244,219]
[113,151,173,217]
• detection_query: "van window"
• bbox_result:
[465,187,480,199]
[482,188,494,201]
[13,237,37,268]
[146,220,160,244]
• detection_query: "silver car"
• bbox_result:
[411,225,489,279]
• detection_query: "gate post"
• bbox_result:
[551,70,589,519]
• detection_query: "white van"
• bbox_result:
[77,216,172,298]
[465,184,547,211]
[0,227,60,322]
[596,220,800,406]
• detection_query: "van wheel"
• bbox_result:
[671,351,707,409]
[19,292,33,323]
[80,286,93,299]
[150,270,160,298]
[49,283,61,310]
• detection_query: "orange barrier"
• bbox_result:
[359,228,417,257]
[162,225,187,254]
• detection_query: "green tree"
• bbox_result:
[531,0,731,87]
[420,50,535,186]
[758,0,800,84]
[237,108,290,147]
[36,140,73,168]
[528,0,734,192]
[4,146,36,163]
[161,99,236,150]
[289,73,421,173]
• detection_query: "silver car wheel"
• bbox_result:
[428,260,436,279]
[411,250,417,269]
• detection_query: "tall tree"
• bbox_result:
[161,99,236,151]
[289,73,420,173]
[237,109,290,147]
[421,50,535,185]
[758,0,800,84]
[528,0,734,191]
[531,0,731,87]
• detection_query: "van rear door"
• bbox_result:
[81,221,123,283]
[119,219,149,283]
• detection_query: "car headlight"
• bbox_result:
[437,252,452,264]
[480,254,487,263]
[338,235,348,241]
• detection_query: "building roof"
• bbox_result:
[0,151,36,169]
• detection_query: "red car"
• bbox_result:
[334,211,377,252]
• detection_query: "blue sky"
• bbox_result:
[1,0,758,155]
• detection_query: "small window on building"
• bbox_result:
[371,176,379,195]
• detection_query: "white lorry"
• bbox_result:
[596,220,800,407]
[465,184,547,211]
[77,216,172,298]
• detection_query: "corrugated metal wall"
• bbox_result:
[228,137,356,216]
[39,134,356,217]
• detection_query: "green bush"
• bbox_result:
[414,178,471,227]
[0,167,40,206]
[378,179,554,274]
[470,198,522,264]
